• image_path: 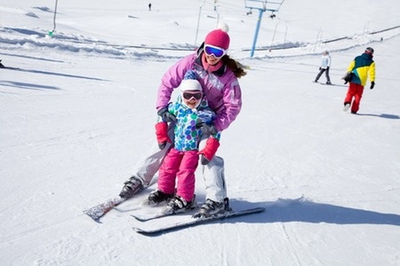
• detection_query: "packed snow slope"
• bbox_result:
[1,0,400,265]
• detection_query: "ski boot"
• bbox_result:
[147,190,174,206]
[193,197,229,218]
[119,176,143,199]
[163,195,196,214]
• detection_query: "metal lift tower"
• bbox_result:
[245,0,285,57]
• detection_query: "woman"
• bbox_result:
[119,24,247,218]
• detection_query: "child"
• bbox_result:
[148,71,221,214]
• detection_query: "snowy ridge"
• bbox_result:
[2,24,400,60]
[1,2,399,60]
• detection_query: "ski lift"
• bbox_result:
[244,0,285,57]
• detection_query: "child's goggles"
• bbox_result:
[204,44,226,59]
[183,91,203,100]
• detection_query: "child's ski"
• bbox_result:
[131,204,200,222]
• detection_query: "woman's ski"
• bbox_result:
[133,207,265,236]
[83,197,126,222]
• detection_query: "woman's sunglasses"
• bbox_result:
[183,91,203,100]
[204,44,226,59]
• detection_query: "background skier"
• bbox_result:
[314,50,331,84]
[342,47,376,114]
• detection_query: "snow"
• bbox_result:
[1,0,400,265]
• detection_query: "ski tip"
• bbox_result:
[253,207,266,212]
[133,227,144,233]
[131,214,148,222]
[83,210,103,223]
[133,227,162,236]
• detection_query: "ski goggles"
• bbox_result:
[204,44,226,59]
[182,91,203,100]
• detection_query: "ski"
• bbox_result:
[131,204,200,222]
[313,81,345,87]
[83,196,126,222]
[313,81,332,85]
[133,207,265,236]
[83,178,159,222]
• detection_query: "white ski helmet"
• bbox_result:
[179,79,203,108]
[179,79,202,93]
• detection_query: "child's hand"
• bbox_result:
[198,137,220,165]
[155,122,171,150]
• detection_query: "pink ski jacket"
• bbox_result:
[156,52,242,132]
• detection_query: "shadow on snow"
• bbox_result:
[355,113,400,119]
[0,80,60,90]
[230,197,400,226]
[4,67,109,81]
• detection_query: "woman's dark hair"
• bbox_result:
[222,55,247,78]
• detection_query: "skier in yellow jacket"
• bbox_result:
[342,47,376,114]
